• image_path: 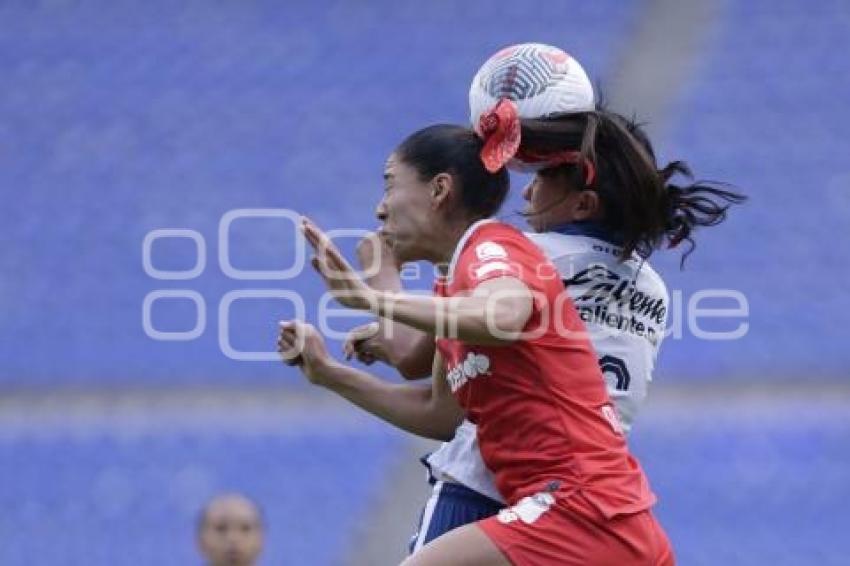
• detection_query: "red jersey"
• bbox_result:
[435,220,656,519]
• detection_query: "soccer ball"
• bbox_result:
[468,43,594,132]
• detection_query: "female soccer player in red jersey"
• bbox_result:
[335,44,745,560]
[278,123,675,565]
[343,111,745,558]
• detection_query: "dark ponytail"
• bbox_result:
[659,160,747,266]
[518,109,746,266]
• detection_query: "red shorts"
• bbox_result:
[478,490,674,566]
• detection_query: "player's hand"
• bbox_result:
[356,231,401,274]
[343,321,388,365]
[277,320,336,386]
[301,217,377,311]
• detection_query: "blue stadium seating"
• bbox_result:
[630,399,850,566]
[0,0,637,385]
[1,403,847,566]
[0,419,404,566]
[653,0,850,381]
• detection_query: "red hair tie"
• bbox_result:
[477,99,595,185]
[477,99,521,173]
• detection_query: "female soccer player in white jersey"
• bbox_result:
[342,43,745,555]
[278,121,675,565]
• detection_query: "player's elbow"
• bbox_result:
[429,414,460,442]
[389,335,435,380]
[395,354,433,380]
[424,399,462,441]
[397,364,430,380]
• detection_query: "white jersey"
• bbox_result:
[426,225,669,503]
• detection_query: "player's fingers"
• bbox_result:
[278,342,303,366]
[310,255,336,287]
[310,256,322,275]
[278,338,302,365]
[302,218,355,276]
[279,321,308,342]
[300,217,322,248]
[293,321,320,345]
[277,321,304,356]
[343,332,362,359]
[350,339,380,362]
[349,321,380,343]
[301,218,336,261]
[323,241,354,274]
[277,328,296,350]
[345,324,376,360]
[355,349,377,365]
[312,240,347,280]
[277,325,295,342]
[277,322,298,341]
[352,336,379,362]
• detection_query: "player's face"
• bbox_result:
[375,153,435,263]
[198,498,264,566]
[522,168,597,232]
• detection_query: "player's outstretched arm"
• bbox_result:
[278,320,462,441]
[302,217,533,346]
[343,232,435,379]
[373,277,533,346]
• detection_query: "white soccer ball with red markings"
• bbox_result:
[468,43,595,132]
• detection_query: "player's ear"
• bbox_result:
[430,173,454,210]
[573,190,601,221]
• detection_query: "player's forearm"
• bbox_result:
[393,334,437,379]
[362,264,434,378]
[379,323,435,379]
[372,292,523,346]
[317,361,459,441]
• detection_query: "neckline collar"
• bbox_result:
[444,218,497,279]
[547,220,624,246]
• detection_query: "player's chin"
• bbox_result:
[383,233,407,258]
[377,228,395,247]
[523,212,545,233]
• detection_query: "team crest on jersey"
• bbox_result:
[497,492,555,525]
[475,241,508,261]
[446,352,491,392]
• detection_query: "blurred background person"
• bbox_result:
[197,493,265,566]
